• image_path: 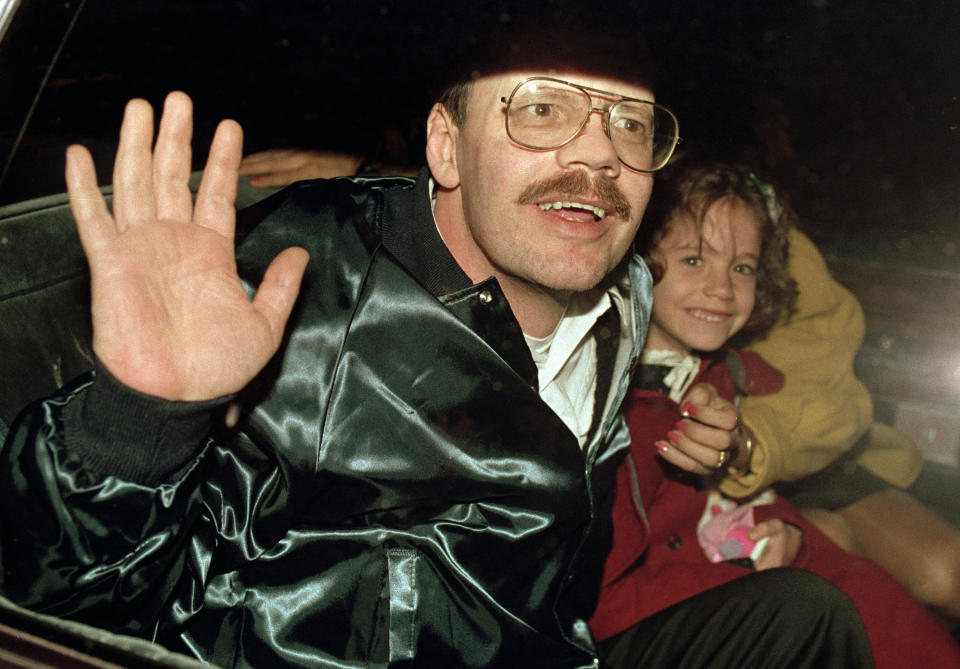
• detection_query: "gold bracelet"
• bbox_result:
[726,426,756,477]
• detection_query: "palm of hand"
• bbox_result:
[89,219,284,400]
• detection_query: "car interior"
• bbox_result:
[0,0,958,664]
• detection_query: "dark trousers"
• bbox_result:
[598,568,873,669]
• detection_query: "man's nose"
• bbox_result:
[554,110,621,176]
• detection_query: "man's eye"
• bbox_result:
[521,103,556,118]
[611,102,654,139]
[613,117,648,135]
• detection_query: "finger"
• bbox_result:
[749,520,780,541]
[675,418,733,451]
[679,383,726,427]
[194,119,243,236]
[244,171,303,188]
[655,438,715,475]
[681,382,717,408]
[665,425,733,471]
[153,91,194,223]
[238,151,299,175]
[681,401,739,432]
[238,149,291,172]
[112,98,156,230]
[252,247,310,346]
[66,144,113,253]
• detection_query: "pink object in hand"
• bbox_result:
[698,503,758,563]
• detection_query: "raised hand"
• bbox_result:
[66,92,309,401]
[655,382,740,474]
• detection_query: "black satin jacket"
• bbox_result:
[0,172,652,667]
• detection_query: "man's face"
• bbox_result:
[645,197,761,354]
[434,71,656,297]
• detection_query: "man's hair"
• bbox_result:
[638,161,799,347]
[430,2,657,127]
[437,81,472,128]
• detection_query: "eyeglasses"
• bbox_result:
[500,76,681,173]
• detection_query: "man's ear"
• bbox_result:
[425,103,460,189]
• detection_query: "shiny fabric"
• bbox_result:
[1,174,652,667]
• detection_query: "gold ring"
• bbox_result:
[714,449,730,470]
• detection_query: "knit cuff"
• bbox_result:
[63,361,230,486]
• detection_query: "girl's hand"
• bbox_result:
[655,382,740,474]
[751,519,803,570]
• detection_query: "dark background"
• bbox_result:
[2,0,957,269]
[1,0,959,462]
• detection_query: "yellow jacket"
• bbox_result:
[721,228,923,499]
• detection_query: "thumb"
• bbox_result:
[749,523,773,542]
[252,247,310,346]
[681,382,718,409]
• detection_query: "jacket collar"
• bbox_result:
[378,169,539,386]
[379,168,473,298]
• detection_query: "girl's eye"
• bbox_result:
[682,256,703,267]
[734,263,757,276]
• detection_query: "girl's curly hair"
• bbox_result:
[637,161,798,347]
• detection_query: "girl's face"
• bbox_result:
[645,196,762,354]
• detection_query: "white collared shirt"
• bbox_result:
[525,286,631,449]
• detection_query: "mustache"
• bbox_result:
[516,171,632,220]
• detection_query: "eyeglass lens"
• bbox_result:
[505,79,678,172]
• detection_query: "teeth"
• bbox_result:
[691,310,726,323]
[539,201,606,219]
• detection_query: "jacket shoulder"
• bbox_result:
[237,176,415,249]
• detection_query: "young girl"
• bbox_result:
[590,163,960,666]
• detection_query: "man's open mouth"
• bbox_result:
[538,200,607,221]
